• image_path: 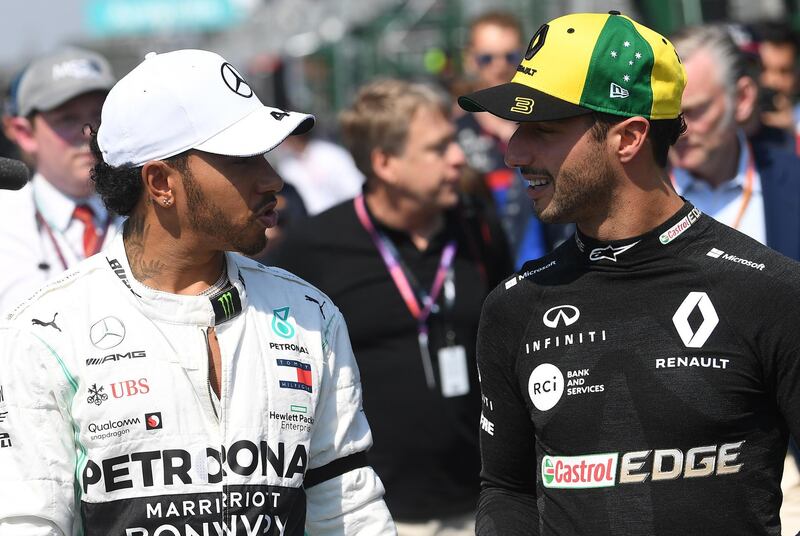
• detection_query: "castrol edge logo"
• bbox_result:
[542,453,618,489]
[541,441,745,490]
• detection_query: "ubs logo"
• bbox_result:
[543,305,580,328]
[220,62,253,98]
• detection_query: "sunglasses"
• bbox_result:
[474,51,522,68]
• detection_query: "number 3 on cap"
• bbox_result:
[511,97,535,114]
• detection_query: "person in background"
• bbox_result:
[275,78,512,535]
[669,24,800,260]
[275,130,364,216]
[752,21,800,152]
[0,47,122,313]
[1,67,30,163]
[671,27,800,535]
[456,11,555,267]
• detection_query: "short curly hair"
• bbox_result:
[88,126,188,216]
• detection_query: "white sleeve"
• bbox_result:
[0,326,75,536]
[304,310,396,535]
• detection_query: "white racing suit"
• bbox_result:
[0,236,396,536]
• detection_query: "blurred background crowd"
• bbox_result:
[4,0,800,534]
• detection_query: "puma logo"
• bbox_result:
[305,295,326,319]
[31,313,61,332]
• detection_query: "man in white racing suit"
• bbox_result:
[0,49,396,536]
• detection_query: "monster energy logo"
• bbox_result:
[217,292,234,319]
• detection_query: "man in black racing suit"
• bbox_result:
[457,10,800,536]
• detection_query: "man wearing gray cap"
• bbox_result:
[0,47,121,313]
[0,48,394,536]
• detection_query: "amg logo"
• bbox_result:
[82,441,308,493]
[86,350,147,366]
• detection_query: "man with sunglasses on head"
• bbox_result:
[0,48,123,314]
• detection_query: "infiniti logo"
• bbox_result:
[89,316,126,350]
[220,62,253,98]
[543,305,580,328]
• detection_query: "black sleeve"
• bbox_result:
[476,286,539,535]
[756,266,800,440]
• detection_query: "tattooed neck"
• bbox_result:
[123,213,167,285]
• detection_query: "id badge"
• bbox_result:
[438,345,470,398]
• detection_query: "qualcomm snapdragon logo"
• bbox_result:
[672,292,718,348]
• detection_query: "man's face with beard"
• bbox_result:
[505,115,615,224]
[178,152,283,256]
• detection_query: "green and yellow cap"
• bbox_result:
[458,11,686,122]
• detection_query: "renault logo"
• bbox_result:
[89,316,126,350]
[543,305,580,328]
[220,62,253,98]
[672,292,718,348]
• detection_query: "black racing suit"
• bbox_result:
[476,202,800,535]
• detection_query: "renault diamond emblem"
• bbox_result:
[220,62,253,98]
[672,292,718,348]
[542,305,580,328]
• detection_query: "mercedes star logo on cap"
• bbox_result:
[220,62,253,98]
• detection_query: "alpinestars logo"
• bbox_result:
[589,241,640,262]
[672,292,719,348]
[542,305,580,328]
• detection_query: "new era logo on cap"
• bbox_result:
[610,83,629,99]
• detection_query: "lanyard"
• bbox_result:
[670,143,755,231]
[354,195,457,389]
[35,206,111,272]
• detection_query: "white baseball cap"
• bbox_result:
[97,49,315,167]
